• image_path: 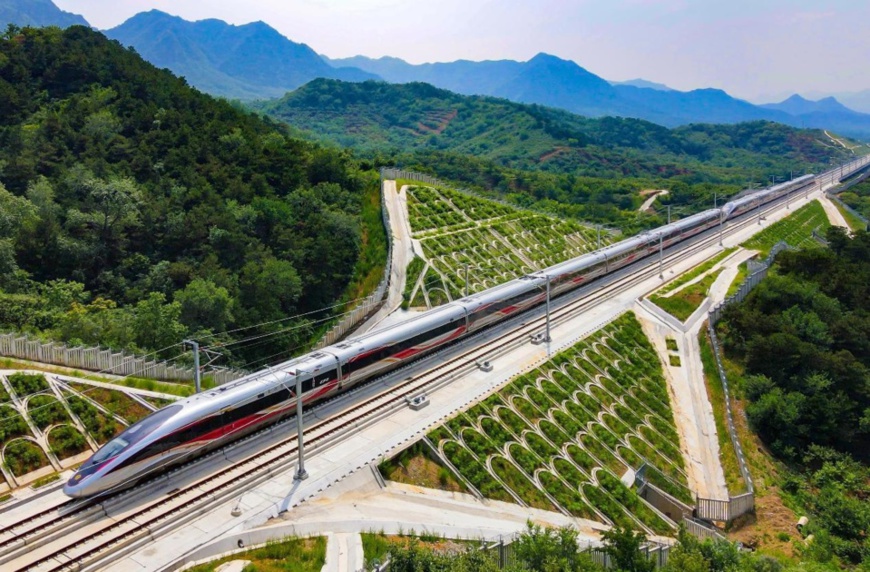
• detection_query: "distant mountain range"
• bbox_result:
[104,10,378,99]
[329,53,870,139]
[0,0,88,28]
[610,79,674,92]
[6,2,870,139]
[799,90,870,115]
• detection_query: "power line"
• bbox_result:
[194,294,373,342]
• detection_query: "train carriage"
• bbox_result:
[65,173,817,497]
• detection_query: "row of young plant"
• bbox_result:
[406,184,516,234]
[742,200,831,256]
[0,372,153,481]
[426,313,691,535]
[404,183,613,306]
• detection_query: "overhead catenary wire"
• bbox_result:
[193,294,373,342]
[0,291,386,426]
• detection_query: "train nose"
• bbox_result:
[64,473,88,498]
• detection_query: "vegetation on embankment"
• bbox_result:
[741,200,830,256]
[650,268,724,322]
[716,227,870,566]
[839,176,870,222]
[186,536,326,572]
[402,182,613,305]
[424,313,690,534]
[0,25,384,369]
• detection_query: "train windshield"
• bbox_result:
[83,405,182,467]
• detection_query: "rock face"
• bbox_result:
[0,0,89,28]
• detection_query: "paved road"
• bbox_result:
[350,181,416,336]
[817,195,850,230]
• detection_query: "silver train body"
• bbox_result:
[64,175,815,497]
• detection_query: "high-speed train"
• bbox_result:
[64,175,816,497]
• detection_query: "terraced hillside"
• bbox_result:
[402,183,615,308]
[425,313,690,535]
[742,200,831,256]
[0,371,170,493]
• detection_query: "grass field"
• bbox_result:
[186,536,326,572]
[650,268,725,322]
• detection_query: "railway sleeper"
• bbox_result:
[0,506,105,566]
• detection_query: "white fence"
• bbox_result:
[0,332,244,385]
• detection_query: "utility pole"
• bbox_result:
[719,211,724,247]
[667,205,671,225]
[544,275,551,343]
[714,192,717,209]
[597,225,601,250]
[658,234,664,279]
[184,339,201,393]
[757,198,762,225]
[292,370,309,481]
[464,262,469,298]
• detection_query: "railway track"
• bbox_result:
[0,187,831,571]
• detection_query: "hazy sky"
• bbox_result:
[53,0,869,101]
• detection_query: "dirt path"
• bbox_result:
[634,250,756,500]
[639,190,669,213]
[816,195,850,230]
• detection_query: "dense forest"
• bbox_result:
[0,25,385,369]
[256,80,861,232]
[839,176,870,220]
[718,228,870,565]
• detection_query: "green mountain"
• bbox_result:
[105,10,378,100]
[0,0,88,28]
[256,78,863,234]
[257,79,854,179]
[0,26,380,367]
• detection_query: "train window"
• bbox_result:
[84,405,182,468]
[91,437,128,463]
[345,321,462,375]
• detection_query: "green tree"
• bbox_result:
[513,523,599,572]
[239,257,302,321]
[175,278,234,333]
[132,292,187,354]
[601,526,654,572]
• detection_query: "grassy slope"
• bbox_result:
[742,200,831,256]
[400,180,613,305]
[651,268,724,322]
